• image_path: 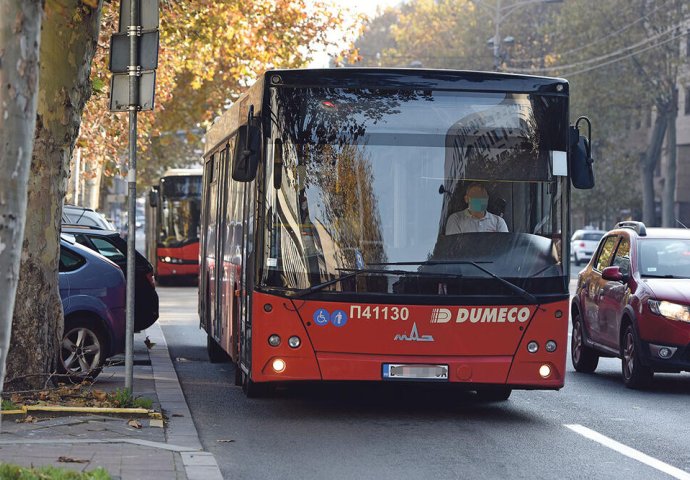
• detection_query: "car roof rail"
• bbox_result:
[60,223,113,232]
[615,221,647,236]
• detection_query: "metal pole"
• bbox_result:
[493,0,502,71]
[125,0,140,393]
[74,148,81,204]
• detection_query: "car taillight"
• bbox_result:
[146,272,155,287]
[579,242,586,247]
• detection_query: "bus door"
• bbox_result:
[218,138,240,358]
[238,168,256,375]
[201,155,220,334]
[211,147,230,343]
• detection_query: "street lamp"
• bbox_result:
[470,0,563,71]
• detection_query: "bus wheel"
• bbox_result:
[207,334,227,363]
[242,371,269,398]
[234,363,243,386]
[475,387,512,402]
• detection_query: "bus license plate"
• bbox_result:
[382,364,449,381]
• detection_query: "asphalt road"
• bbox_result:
[159,281,690,480]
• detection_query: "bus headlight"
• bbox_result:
[272,358,286,373]
[159,256,184,264]
[539,364,552,378]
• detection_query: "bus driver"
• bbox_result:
[445,182,508,234]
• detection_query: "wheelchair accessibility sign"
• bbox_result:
[312,308,348,327]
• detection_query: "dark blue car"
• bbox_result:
[59,236,126,381]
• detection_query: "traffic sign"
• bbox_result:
[109,71,156,111]
[118,0,159,32]
[109,30,159,73]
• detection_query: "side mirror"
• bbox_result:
[273,138,283,189]
[148,188,158,207]
[232,107,261,182]
[602,266,626,282]
[569,117,595,190]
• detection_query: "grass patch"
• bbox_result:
[0,464,110,479]
[1,400,19,411]
[107,388,152,409]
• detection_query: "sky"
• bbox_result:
[308,0,403,67]
[334,0,402,18]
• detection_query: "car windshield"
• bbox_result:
[261,86,568,297]
[64,209,115,230]
[638,239,690,278]
[582,233,603,241]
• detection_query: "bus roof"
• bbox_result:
[161,168,203,178]
[265,68,568,93]
[204,68,570,155]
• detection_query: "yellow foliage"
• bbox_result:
[77,0,355,186]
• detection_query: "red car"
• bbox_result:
[571,221,690,388]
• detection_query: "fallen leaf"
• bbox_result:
[38,391,49,401]
[172,413,184,417]
[144,337,156,349]
[216,439,235,443]
[127,419,142,429]
[93,390,107,401]
[58,456,89,464]
[15,415,36,424]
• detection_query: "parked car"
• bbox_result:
[62,204,116,230]
[570,227,605,266]
[61,224,159,332]
[571,221,690,388]
[59,236,126,381]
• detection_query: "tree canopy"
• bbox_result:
[78,0,354,193]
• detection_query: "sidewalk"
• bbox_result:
[0,322,222,480]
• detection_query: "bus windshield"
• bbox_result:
[262,87,568,296]
[159,175,202,248]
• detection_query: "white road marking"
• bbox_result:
[565,424,690,479]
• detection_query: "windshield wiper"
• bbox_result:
[292,268,463,298]
[369,261,538,304]
[642,274,681,279]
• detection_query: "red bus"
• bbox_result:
[146,168,203,284]
[199,69,594,399]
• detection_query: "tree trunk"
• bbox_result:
[640,111,667,226]
[0,0,43,394]
[662,89,678,228]
[5,0,102,391]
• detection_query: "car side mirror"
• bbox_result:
[569,117,595,190]
[602,266,627,282]
[273,138,283,189]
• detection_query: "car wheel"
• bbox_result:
[207,334,228,363]
[574,253,581,266]
[475,386,512,402]
[571,312,599,373]
[58,318,106,382]
[621,324,653,389]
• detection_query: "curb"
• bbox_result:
[146,322,223,480]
